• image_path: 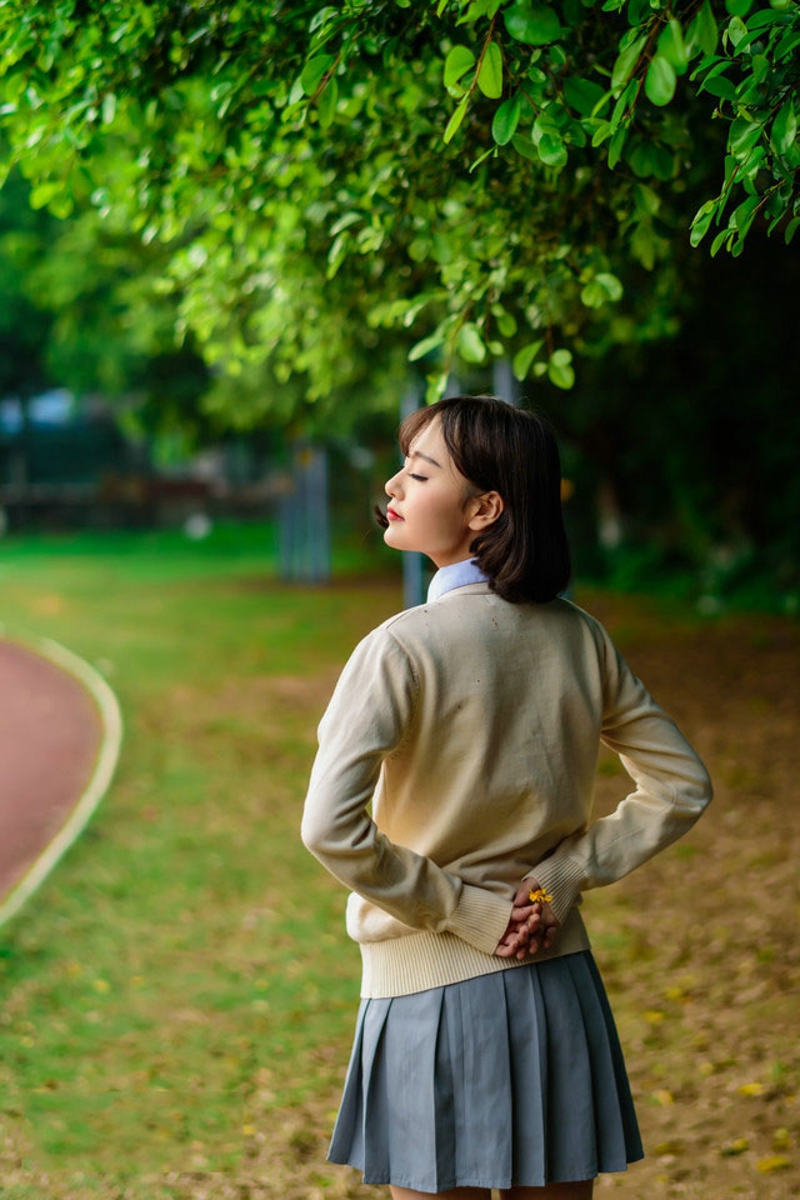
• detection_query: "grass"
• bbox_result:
[0,522,403,1195]
[1,524,797,1200]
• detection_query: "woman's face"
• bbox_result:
[383,417,485,568]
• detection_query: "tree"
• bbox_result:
[0,0,796,415]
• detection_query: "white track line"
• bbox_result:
[0,627,123,929]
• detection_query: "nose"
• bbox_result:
[385,469,403,499]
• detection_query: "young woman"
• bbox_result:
[302,394,712,1200]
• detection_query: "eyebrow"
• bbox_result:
[408,450,442,469]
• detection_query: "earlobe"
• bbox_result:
[468,491,505,531]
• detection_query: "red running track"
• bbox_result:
[0,639,103,903]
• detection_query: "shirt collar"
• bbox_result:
[427,559,488,603]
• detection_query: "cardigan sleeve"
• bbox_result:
[300,625,512,956]
[531,622,713,925]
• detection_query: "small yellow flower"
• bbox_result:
[528,888,553,904]
[738,1081,765,1097]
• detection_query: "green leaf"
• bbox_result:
[493,306,518,337]
[458,322,487,363]
[785,216,800,245]
[309,7,338,33]
[626,140,675,180]
[690,200,716,246]
[477,41,503,98]
[658,18,689,75]
[595,272,623,300]
[511,132,539,160]
[29,180,62,210]
[537,132,568,168]
[645,55,677,106]
[101,93,117,125]
[590,120,612,147]
[547,348,575,389]
[634,183,661,216]
[732,194,760,239]
[492,92,523,145]
[610,80,636,132]
[580,272,623,307]
[726,0,753,15]
[444,96,470,143]
[688,1,719,56]
[563,75,608,117]
[725,15,747,47]
[300,54,335,96]
[710,228,733,256]
[702,74,737,101]
[409,330,444,362]
[512,340,544,380]
[608,125,627,169]
[504,2,563,46]
[730,115,763,160]
[470,145,499,171]
[771,99,797,157]
[444,45,476,89]
[611,35,646,94]
[317,76,338,127]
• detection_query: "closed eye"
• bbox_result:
[408,472,428,482]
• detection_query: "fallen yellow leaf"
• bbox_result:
[772,1128,792,1152]
[738,1081,765,1097]
[654,1139,684,1155]
[757,1154,790,1173]
[721,1137,749,1156]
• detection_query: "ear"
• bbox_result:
[467,490,505,532]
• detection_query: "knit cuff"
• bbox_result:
[447,883,513,956]
[527,855,586,926]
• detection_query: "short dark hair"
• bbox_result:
[397,394,571,604]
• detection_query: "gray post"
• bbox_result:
[492,358,516,404]
[279,441,331,584]
[400,384,426,609]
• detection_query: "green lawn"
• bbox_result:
[0,523,402,1197]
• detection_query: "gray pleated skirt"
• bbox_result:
[329,951,643,1193]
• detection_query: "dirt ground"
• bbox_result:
[246,592,799,1200]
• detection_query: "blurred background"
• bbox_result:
[2,152,797,609]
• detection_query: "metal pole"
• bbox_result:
[400,384,426,608]
[492,358,516,404]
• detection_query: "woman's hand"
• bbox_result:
[493,877,560,960]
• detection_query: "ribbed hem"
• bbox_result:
[448,883,515,955]
[359,907,590,998]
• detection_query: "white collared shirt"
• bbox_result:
[427,558,488,603]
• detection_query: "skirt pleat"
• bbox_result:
[329,951,643,1193]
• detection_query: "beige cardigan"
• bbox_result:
[301,585,712,998]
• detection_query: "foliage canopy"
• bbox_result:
[0,0,797,411]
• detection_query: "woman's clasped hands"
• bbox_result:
[494,877,560,960]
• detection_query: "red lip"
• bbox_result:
[386,506,403,521]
